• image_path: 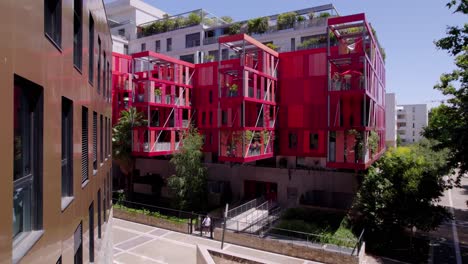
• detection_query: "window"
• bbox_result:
[288,133,297,149]
[100,115,103,163]
[88,203,94,263]
[74,223,83,264]
[309,133,319,150]
[209,112,213,125]
[180,54,195,63]
[202,112,206,125]
[124,44,129,55]
[81,107,89,183]
[103,52,106,98]
[44,0,62,48]
[56,256,62,264]
[185,33,201,48]
[62,97,73,200]
[103,189,107,223]
[118,28,125,36]
[155,40,161,52]
[13,75,44,246]
[167,38,172,51]
[221,49,228,60]
[413,131,415,137]
[208,50,218,61]
[141,43,146,51]
[291,38,295,51]
[107,61,110,101]
[97,190,101,239]
[221,110,227,125]
[412,123,415,128]
[73,0,83,70]
[88,13,94,84]
[93,112,97,171]
[97,37,101,94]
[209,91,213,103]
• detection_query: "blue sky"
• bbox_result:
[140,0,465,106]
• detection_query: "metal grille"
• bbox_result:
[93,112,97,170]
[81,107,88,183]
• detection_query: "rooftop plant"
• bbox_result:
[247,17,269,35]
[277,12,297,30]
[319,12,331,18]
[266,43,279,51]
[228,22,242,35]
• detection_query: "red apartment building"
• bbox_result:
[112,14,386,206]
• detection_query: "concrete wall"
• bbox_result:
[385,93,397,148]
[213,229,361,264]
[135,159,358,208]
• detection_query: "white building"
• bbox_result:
[396,104,428,144]
[106,0,167,54]
[105,0,339,63]
[385,93,397,148]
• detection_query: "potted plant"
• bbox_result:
[332,72,341,91]
[229,83,238,97]
[154,88,162,103]
[204,54,215,62]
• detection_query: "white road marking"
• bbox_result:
[448,188,462,264]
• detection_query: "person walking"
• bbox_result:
[202,215,211,236]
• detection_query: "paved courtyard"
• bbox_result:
[113,218,321,264]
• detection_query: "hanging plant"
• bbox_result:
[368,130,379,156]
[154,88,162,96]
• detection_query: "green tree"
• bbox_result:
[168,127,208,211]
[221,16,234,23]
[247,17,269,35]
[112,108,146,196]
[423,0,468,181]
[351,140,452,249]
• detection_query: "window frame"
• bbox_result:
[88,13,94,85]
[81,107,89,184]
[12,76,44,255]
[61,97,74,209]
[44,0,62,50]
[73,0,83,71]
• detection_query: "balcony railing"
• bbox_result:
[186,39,201,48]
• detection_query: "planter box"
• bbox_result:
[114,207,189,233]
[213,228,362,264]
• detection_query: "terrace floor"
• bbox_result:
[113,218,321,264]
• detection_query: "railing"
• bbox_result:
[351,229,365,256]
[227,198,260,219]
[186,39,201,48]
[203,36,219,45]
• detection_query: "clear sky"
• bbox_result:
[139,0,465,106]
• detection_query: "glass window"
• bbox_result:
[81,107,89,182]
[118,28,125,36]
[88,13,94,84]
[103,53,106,98]
[97,37,101,94]
[309,133,319,150]
[97,190,101,239]
[44,0,62,48]
[185,32,201,48]
[73,0,83,70]
[209,91,213,103]
[288,133,297,149]
[179,54,195,63]
[88,203,94,262]
[167,38,172,52]
[124,44,128,55]
[209,112,213,125]
[62,97,73,198]
[155,40,161,52]
[74,223,83,264]
[141,43,146,52]
[100,115,103,163]
[13,76,44,243]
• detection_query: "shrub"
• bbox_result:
[228,23,242,35]
[187,12,202,25]
[319,12,331,18]
[247,17,269,34]
[277,12,297,30]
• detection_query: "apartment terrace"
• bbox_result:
[217,34,279,163]
[131,51,195,156]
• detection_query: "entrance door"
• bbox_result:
[244,180,277,202]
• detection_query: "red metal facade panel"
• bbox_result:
[111,14,386,170]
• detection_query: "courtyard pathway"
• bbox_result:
[112,218,322,264]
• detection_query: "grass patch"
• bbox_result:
[114,203,188,224]
[272,207,358,248]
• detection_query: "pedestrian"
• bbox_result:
[202,215,211,235]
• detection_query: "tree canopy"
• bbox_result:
[168,127,208,212]
[351,140,452,247]
[423,0,468,181]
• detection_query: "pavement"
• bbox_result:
[112,218,322,264]
[425,175,468,264]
